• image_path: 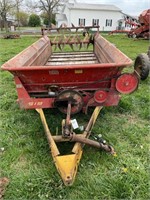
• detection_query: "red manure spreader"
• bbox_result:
[127,9,150,39]
[1,26,140,185]
[109,9,150,39]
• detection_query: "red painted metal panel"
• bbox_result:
[12,67,119,93]
[1,33,137,111]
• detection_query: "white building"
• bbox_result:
[56,0,124,31]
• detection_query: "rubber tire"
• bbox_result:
[134,53,150,80]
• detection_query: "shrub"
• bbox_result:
[28,14,41,27]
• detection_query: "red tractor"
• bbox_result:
[128,9,150,39]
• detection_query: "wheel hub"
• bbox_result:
[55,90,84,114]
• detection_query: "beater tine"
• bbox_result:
[58,44,62,51]
[87,43,90,49]
[69,44,74,51]
[54,44,57,51]
[89,35,94,44]
[79,43,82,50]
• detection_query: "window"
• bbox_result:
[79,18,85,26]
[106,19,112,27]
[92,19,99,26]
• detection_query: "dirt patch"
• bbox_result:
[0,177,9,199]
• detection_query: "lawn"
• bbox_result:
[0,34,149,199]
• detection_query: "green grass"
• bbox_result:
[0,35,149,199]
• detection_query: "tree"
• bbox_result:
[15,0,24,29]
[41,11,55,26]
[0,0,15,31]
[35,0,65,27]
[28,13,41,27]
[16,11,28,26]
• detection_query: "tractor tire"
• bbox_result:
[134,53,150,80]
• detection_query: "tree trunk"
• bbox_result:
[16,0,20,30]
[48,14,51,28]
[4,19,8,32]
[0,17,3,31]
[3,13,8,32]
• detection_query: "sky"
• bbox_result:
[77,0,149,16]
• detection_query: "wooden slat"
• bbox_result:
[50,53,95,59]
[49,57,97,62]
[45,51,98,66]
[46,60,98,65]
[52,52,93,55]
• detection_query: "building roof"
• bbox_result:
[67,2,122,12]
[123,13,138,20]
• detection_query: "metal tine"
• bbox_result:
[67,27,71,33]
[62,43,65,51]
[54,44,57,51]
[76,35,82,50]
[56,25,62,35]
[64,35,70,44]
[53,36,57,43]
[73,34,79,51]
[89,34,94,44]
[57,29,60,34]
[61,35,68,51]
[71,23,75,28]
[87,43,90,49]
[75,28,79,33]
[87,35,94,49]
[70,35,76,43]
[70,36,76,51]
[83,34,89,42]
[58,37,63,51]
[65,35,71,43]
[69,44,74,51]
[58,44,62,51]
[76,35,81,43]
[79,43,82,50]
[74,24,79,33]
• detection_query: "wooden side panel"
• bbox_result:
[2,36,52,68]
[94,34,132,65]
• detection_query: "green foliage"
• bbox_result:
[16,11,29,26]
[43,17,49,25]
[41,12,56,26]
[28,14,41,27]
[0,35,149,199]
[43,18,56,26]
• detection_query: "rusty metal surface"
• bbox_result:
[41,24,99,34]
[55,90,84,114]
[1,26,136,111]
[0,25,139,186]
[2,36,51,68]
[52,134,115,154]
[94,34,132,65]
[70,134,115,154]
[128,9,150,39]
[1,33,132,70]
[41,24,99,51]
[46,52,98,65]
